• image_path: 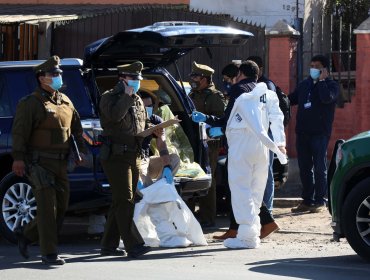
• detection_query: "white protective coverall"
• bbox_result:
[134,178,207,248]
[224,82,287,249]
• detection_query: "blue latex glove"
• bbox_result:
[209,127,224,138]
[192,111,207,123]
[161,166,173,184]
[137,180,145,190]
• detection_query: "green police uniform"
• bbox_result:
[12,56,85,256]
[99,61,150,253]
[189,61,226,225]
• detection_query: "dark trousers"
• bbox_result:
[101,152,144,252]
[296,133,329,205]
[198,142,219,224]
[25,157,69,256]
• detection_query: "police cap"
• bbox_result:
[117,61,143,80]
[190,61,214,77]
[34,55,63,74]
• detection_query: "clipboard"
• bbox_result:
[136,119,180,137]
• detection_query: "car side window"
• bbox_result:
[0,73,11,117]
[4,70,37,114]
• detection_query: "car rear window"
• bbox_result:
[0,68,95,118]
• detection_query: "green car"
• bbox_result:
[328,131,370,261]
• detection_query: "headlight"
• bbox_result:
[81,119,102,146]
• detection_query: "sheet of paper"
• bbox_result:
[136,119,180,137]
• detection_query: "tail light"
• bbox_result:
[81,119,103,146]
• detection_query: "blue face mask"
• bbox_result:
[310,68,321,80]
[50,76,63,91]
[146,106,153,118]
[127,80,141,94]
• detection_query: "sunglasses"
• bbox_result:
[118,74,140,80]
[189,73,203,78]
[46,72,62,77]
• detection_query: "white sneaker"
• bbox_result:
[160,236,191,248]
[223,238,259,249]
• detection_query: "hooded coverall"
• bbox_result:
[224,83,287,249]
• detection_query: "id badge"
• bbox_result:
[304,102,311,109]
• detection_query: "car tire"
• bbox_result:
[0,173,36,244]
[342,178,370,261]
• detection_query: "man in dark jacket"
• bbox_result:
[289,55,339,213]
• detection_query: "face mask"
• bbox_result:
[310,68,321,80]
[190,80,200,90]
[127,80,141,93]
[50,76,63,91]
[146,106,153,118]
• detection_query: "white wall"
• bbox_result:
[190,0,304,28]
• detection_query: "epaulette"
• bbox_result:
[19,94,33,102]
[60,93,72,105]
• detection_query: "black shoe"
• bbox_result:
[41,254,65,265]
[100,247,126,256]
[14,226,30,260]
[127,244,151,258]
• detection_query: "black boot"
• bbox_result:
[100,247,126,256]
[41,254,65,265]
[14,227,30,260]
[127,244,151,258]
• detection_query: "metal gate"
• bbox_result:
[304,14,356,107]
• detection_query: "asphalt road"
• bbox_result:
[1,214,369,280]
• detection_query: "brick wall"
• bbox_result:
[268,35,298,157]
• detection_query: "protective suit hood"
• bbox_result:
[238,82,268,101]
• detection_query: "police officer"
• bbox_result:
[188,61,226,227]
[12,55,86,265]
[99,61,151,258]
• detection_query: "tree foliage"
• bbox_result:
[325,0,370,29]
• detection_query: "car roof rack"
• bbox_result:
[152,21,199,27]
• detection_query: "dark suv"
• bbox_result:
[0,22,255,243]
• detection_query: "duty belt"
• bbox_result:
[32,151,69,161]
[111,143,138,154]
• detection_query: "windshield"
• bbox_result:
[2,68,95,118]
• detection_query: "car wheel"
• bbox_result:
[342,178,370,261]
[0,173,36,243]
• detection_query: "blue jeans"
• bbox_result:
[263,130,274,213]
[296,133,329,205]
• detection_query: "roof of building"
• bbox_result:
[0,4,187,24]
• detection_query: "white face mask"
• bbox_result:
[146,106,153,118]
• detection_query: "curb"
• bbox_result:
[273,197,303,208]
